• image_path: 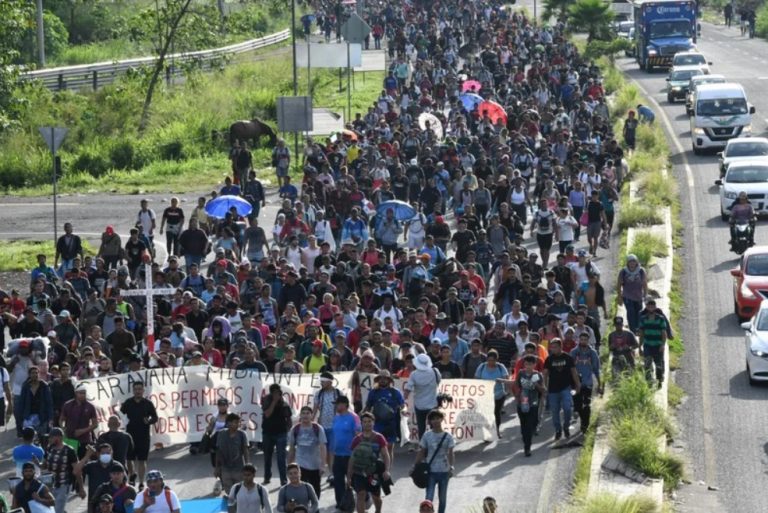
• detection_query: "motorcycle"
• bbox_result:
[731,222,755,255]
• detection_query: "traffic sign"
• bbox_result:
[341,13,371,44]
[38,126,68,153]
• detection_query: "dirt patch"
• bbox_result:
[1,271,32,294]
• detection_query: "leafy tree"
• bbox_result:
[0,0,33,129]
[20,11,69,64]
[542,0,574,22]
[585,38,633,65]
[568,0,615,41]
[138,0,196,132]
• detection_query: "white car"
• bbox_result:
[719,137,768,178]
[741,300,768,385]
[685,74,726,116]
[715,160,768,221]
[672,51,712,74]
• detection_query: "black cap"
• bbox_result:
[109,462,125,474]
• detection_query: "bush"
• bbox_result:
[639,170,677,207]
[628,231,668,267]
[71,146,110,177]
[17,11,70,64]
[570,493,659,513]
[109,139,136,170]
[618,204,663,229]
[756,4,768,39]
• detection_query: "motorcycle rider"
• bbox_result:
[730,191,756,249]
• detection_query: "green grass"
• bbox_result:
[2,55,384,195]
[618,204,663,229]
[572,412,598,500]
[0,240,95,272]
[667,382,684,408]
[607,373,683,490]
[568,493,659,513]
[628,231,668,267]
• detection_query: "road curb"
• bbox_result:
[587,161,675,507]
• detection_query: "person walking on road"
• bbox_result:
[288,406,328,498]
[412,409,455,513]
[571,333,602,434]
[348,412,391,513]
[216,413,250,495]
[132,470,181,513]
[120,382,158,491]
[160,197,185,257]
[227,463,272,513]
[262,384,292,486]
[276,463,319,513]
[638,299,668,387]
[543,339,581,440]
[608,317,639,377]
[330,395,360,510]
[55,222,84,277]
[617,254,647,334]
[724,2,733,27]
[404,354,441,440]
[44,427,79,513]
[60,383,98,458]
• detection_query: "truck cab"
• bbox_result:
[633,0,698,71]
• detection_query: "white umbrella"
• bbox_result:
[418,112,444,140]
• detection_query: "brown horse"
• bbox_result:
[229,118,278,148]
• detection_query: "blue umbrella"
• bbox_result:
[376,200,416,221]
[204,195,253,219]
[459,92,483,111]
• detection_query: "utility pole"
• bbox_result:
[36,0,46,66]
[291,0,299,167]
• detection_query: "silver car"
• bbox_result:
[741,300,768,385]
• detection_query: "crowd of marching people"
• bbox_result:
[0,0,677,511]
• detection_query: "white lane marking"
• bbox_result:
[629,73,718,485]
[1,202,81,206]
[759,77,768,80]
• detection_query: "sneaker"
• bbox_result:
[534,425,541,436]
[327,475,335,484]
[138,483,145,492]
[262,479,271,485]
[564,427,571,438]
[524,449,532,457]
[555,430,562,441]
[213,479,222,496]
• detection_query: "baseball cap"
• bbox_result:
[59,310,71,318]
[47,330,57,338]
[311,339,324,348]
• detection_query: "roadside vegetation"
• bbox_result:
[0,240,94,272]
[0,60,384,195]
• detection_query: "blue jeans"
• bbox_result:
[57,259,74,277]
[548,389,573,432]
[624,298,643,333]
[262,432,287,483]
[426,472,450,513]
[184,255,203,272]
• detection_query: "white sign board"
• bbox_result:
[296,43,363,68]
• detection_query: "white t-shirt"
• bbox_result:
[228,482,272,513]
[137,209,156,238]
[133,488,181,513]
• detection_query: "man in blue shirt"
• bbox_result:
[330,395,360,509]
[636,104,655,124]
[570,332,602,434]
[13,427,45,477]
[278,176,298,202]
[220,176,241,196]
[30,254,58,285]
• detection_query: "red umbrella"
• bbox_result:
[461,79,482,93]
[477,100,507,125]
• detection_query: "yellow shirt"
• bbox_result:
[304,354,327,374]
[347,146,360,163]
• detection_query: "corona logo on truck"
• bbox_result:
[632,0,697,71]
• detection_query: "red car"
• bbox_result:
[731,247,768,321]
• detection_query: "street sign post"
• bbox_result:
[38,126,68,248]
[341,13,371,121]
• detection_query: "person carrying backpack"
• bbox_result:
[312,373,342,484]
[288,406,328,498]
[131,470,180,513]
[227,464,272,513]
[364,371,405,463]
[347,412,391,513]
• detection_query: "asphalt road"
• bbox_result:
[0,3,626,510]
[620,21,768,512]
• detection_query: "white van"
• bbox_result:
[691,83,755,154]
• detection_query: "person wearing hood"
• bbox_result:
[404,353,441,439]
[205,316,232,354]
[98,226,123,270]
[617,254,647,334]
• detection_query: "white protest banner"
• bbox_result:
[81,367,497,445]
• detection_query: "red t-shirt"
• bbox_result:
[350,431,388,472]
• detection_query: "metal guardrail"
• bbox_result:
[20,29,290,92]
